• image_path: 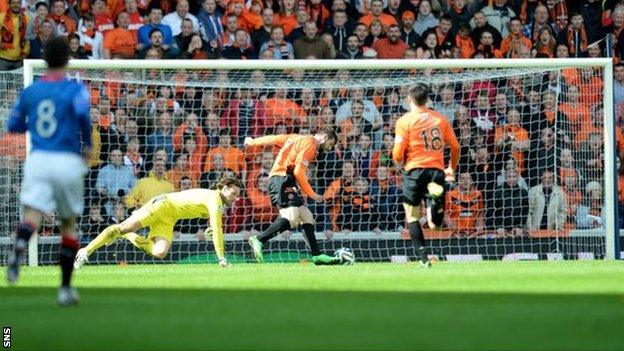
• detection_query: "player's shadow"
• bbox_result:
[2,287,623,351]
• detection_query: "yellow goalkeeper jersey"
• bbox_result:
[164,189,227,258]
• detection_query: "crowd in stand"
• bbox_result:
[1,0,624,239]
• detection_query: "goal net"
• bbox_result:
[0,59,618,265]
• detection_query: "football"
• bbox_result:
[334,247,355,265]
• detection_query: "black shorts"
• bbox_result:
[268,174,304,208]
[401,168,446,206]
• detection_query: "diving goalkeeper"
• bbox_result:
[74,178,242,268]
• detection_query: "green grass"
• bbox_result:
[2,261,624,351]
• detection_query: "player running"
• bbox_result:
[6,38,92,306]
[392,84,460,268]
[74,178,242,268]
[244,127,341,265]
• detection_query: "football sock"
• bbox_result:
[85,225,121,255]
[123,233,153,256]
[408,221,428,263]
[14,221,36,253]
[258,218,291,244]
[427,197,445,228]
[301,223,321,256]
[59,236,79,287]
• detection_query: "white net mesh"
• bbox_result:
[0,62,614,264]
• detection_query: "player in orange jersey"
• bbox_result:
[392,84,460,267]
[244,127,342,265]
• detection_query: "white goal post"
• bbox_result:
[17,57,618,265]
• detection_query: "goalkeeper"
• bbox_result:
[245,127,341,265]
[74,178,242,268]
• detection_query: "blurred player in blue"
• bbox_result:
[6,37,92,306]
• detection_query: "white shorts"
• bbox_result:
[20,152,88,219]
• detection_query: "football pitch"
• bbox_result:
[2,261,624,351]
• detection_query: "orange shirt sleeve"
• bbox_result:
[392,116,408,164]
[293,140,318,198]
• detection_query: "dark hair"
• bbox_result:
[35,1,48,9]
[44,36,70,69]
[219,177,242,189]
[149,28,163,39]
[408,84,429,106]
[439,14,452,23]
[317,125,337,142]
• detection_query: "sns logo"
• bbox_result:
[3,327,10,348]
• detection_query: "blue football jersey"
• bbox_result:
[7,76,92,155]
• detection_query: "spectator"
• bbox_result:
[560,12,588,58]
[96,148,136,215]
[273,0,297,36]
[520,89,543,138]
[364,19,385,47]
[345,133,375,178]
[166,153,199,190]
[454,23,474,58]
[353,22,369,48]
[399,10,420,49]
[125,159,174,209]
[325,10,352,53]
[471,10,502,49]
[324,160,356,232]
[360,0,397,30]
[433,85,458,124]
[532,27,556,58]
[370,165,400,232]
[77,14,104,59]
[496,157,529,191]
[471,90,496,143]
[81,201,110,241]
[0,0,30,70]
[222,28,256,59]
[103,12,138,59]
[575,181,604,229]
[526,170,567,231]
[494,108,529,175]
[139,28,180,58]
[180,33,214,58]
[528,127,557,188]
[287,10,310,43]
[248,173,278,230]
[578,131,603,184]
[123,137,144,176]
[90,0,115,33]
[250,7,272,53]
[493,168,529,237]
[145,111,174,163]
[294,20,332,59]
[339,100,374,150]
[264,83,304,129]
[138,8,174,48]
[173,113,205,152]
[524,2,554,43]
[68,33,87,59]
[500,17,532,58]
[124,0,144,31]
[480,0,515,39]
[342,177,373,232]
[443,0,476,34]
[559,85,589,136]
[413,0,437,36]
[183,135,207,177]
[416,29,439,58]
[475,29,502,58]
[580,0,601,43]
[26,1,48,41]
[197,0,223,46]
[615,63,624,108]
[435,15,454,49]
[383,0,400,23]
[259,26,294,59]
[445,172,484,236]
[175,18,198,53]
[203,131,246,176]
[371,24,408,59]
[162,0,199,37]
[47,0,76,36]
[240,0,264,34]
[109,200,127,224]
[464,146,497,227]
[336,87,382,127]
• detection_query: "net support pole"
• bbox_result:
[603,60,618,260]
[23,60,38,267]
